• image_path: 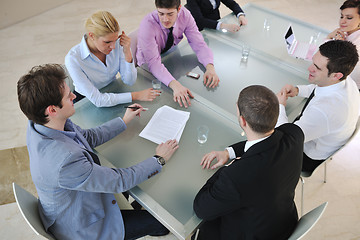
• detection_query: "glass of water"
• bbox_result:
[241,44,250,62]
[263,18,271,31]
[197,125,209,144]
[152,79,162,95]
[309,31,321,44]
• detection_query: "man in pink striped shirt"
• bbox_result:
[137,0,220,108]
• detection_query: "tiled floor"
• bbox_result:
[1,0,359,239]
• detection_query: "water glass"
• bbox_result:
[309,31,321,44]
[263,18,271,31]
[197,125,209,144]
[152,79,162,91]
[241,45,250,62]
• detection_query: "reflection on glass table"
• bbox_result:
[203,3,330,73]
[162,33,309,123]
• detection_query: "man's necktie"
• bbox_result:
[86,149,101,166]
[293,89,315,123]
[161,27,174,54]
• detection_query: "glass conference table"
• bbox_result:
[70,3,329,239]
[204,3,330,74]
[71,68,244,239]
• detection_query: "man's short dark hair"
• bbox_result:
[17,64,66,125]
[319,40,359,80]
[155,0,180,9]
[237,85,279,134]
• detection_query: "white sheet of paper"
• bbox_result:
[139,105,190,144]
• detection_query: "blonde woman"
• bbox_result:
[65,11,160,107]
[327,0,360,89]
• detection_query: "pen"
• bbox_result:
[124,106,149,111]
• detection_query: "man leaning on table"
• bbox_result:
[136,0,220,108]
[193,85,304,239]
[17,64,179,240]
[276,40,359,173]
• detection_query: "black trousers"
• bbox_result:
[122,209,169,240]
[302,153,325,172]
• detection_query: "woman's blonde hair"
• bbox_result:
[85,11,119,38]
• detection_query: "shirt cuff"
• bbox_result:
[120,92,133,103]
[216,22,222,31]
[275,104,289,128]
[225,147,236,160]
[279,104,287,116]
[237,12,245,18]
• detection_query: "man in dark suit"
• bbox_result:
[193,85,304,239]
[186,0,247,32]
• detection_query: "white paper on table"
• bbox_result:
[139,105,190,144]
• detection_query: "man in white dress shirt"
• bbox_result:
[276,40,359,172]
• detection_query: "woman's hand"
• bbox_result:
[119,31,133,63]
[131,88,161,101]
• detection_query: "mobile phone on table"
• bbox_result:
[186,72,200,79]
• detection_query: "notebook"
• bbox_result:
[284,25,317,61]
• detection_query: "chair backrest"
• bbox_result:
[12,182,56,240]
[332,116,360,155]
[352,116,360,140]
[128,29,139,67]
[288,202,328,240]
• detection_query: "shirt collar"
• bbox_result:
[61,120,77,140]
[315,78,347,96]
[34,119,77,140]
[244,135,271,152]
[346,29,360,41]
[80,34,91,60]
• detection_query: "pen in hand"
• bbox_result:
[124,106,149,111]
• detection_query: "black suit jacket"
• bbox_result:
[193,123,304,240]
[186,0,243,30]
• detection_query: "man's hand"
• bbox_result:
[277,84,299,106]
[281,84,299,97]
[238,15,248,26]
[276,90,288,106]
[122,103,145,125]
[119,31,132,63]
[168,80,194,108]
[200,150,229,170]
[155,139,179,162]
[220,23,240,32]
[204,64,220,88]
[131,88,161,101]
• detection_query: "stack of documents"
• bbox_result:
[139,105,190,144]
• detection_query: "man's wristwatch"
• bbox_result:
[154,155,166,166]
